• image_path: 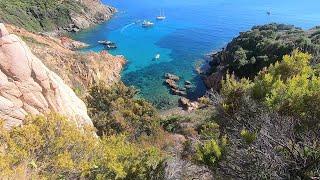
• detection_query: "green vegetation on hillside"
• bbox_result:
[0,0,84,31]
[211,51,320,178]
[86,82,160,138]
[0,114,163,179]
[209,23,320,79]
[1,20,319,179]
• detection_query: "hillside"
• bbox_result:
[205,23,320,89]
[6,24,125,96]
[0,0,116,32]
[0,2,319,178]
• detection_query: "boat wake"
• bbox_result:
[120,22,136,33]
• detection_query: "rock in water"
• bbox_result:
[0,23,92,129]
[165,73,180,81]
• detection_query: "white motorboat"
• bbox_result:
[142,20,154,27]
[155,54,160,60]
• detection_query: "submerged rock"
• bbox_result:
[185,85,193,89]
[173,89,187,96]
[185,80,192,85]
[166,79,179,89]
[0,23,92,129]
[164,73,188,97]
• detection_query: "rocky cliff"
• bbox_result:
[6,24,125,95]
[0,23,93,129]
[0,0,116,32]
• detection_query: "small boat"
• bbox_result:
[98,40,115,46]
[155,54,160,60]
[156,9,166,20]
[105,44,117,50]
[142,20,154,27]
[267,11,271,15]
[153,53,160,61]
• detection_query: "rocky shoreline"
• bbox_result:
[60,1,117,34]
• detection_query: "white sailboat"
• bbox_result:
[156,9,166,20]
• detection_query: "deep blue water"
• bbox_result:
[73,0,320,109]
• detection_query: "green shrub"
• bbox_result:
[198,122,220,140]
[195,136,227,168]
[87,82,160,138]
[0,114,163,179]
[221,73,253,113]
[252,51,320,122]
[160,115,191,133]
[240,129,257,145]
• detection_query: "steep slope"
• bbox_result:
[0,0,116,32]
[0,23,92,128]
[6,24,125,95]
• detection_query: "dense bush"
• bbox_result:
[220,51,320,124]
[212,51,320,179]
[0,114,163,179]
[87,82,160,138]
[252,51,320,123]
[220,73,253,113]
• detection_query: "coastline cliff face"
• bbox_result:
[6,24,125,95]
[70,0,116,30]
[0,0,116,32]
[0,23,92,129]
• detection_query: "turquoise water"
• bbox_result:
[73,0,320,109]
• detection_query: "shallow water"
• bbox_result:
[73,0,320,109]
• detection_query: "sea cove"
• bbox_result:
[73,0,320,109]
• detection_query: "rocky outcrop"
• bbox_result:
[179,97,199,112]
[69,0,116,31]
[0,23,92,129]
[6,24,125,93]
[164,73,187,96]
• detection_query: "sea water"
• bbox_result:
[72,0,320,109]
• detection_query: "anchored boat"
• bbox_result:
[98,40,117,49]
[155,54,160,60]
[156,9,166,20]
[153,53,160,61]
[105,44,117,50]
[142,20,154,27]
[98,40,115,45]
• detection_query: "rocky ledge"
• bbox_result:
[0,23,92,129]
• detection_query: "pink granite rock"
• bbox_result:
[0,23,92,129]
